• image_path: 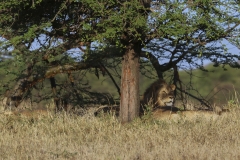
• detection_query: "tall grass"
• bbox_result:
[0,106,240,160]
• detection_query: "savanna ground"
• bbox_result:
[0,101,240,160]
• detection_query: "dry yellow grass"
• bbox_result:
[0,105,240,159]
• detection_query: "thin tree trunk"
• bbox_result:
[120,44,140,123]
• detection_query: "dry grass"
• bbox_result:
[0,105,240,160]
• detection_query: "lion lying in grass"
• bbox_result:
[2,105,229,121]
[152,106,229,121]
[95,79,229,121]
[2,108,52,119]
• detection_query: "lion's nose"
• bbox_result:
[169,96,174,99]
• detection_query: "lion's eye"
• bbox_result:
[162,91,167,94]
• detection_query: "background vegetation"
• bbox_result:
[75,62,240,107]
[1,58,239,108]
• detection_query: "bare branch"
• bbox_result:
[176,87,212,109]
[5,62,101,108]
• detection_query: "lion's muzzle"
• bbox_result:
[164,96,174,106]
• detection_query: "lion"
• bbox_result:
[152,106,229,121]
[93,79,177,117]
[2,108,52,119]
[141,79,176,113]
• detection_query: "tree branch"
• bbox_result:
[140,51,163,79]
[99,62,121,96]
[5,62,101,108]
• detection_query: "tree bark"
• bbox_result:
[120,44,140,123]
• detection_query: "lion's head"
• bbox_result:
[142,79,176,109]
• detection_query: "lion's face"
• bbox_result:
[157,84,175,107]
[142,79,176,109]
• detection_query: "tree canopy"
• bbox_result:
[0,0,240,122]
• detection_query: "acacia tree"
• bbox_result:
[0,0,240,122]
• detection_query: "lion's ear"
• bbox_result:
[170,84,176,91]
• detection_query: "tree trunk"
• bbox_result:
[120,44,140,123]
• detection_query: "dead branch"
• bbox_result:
[99,62,121,96]
[176,87,212,109]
